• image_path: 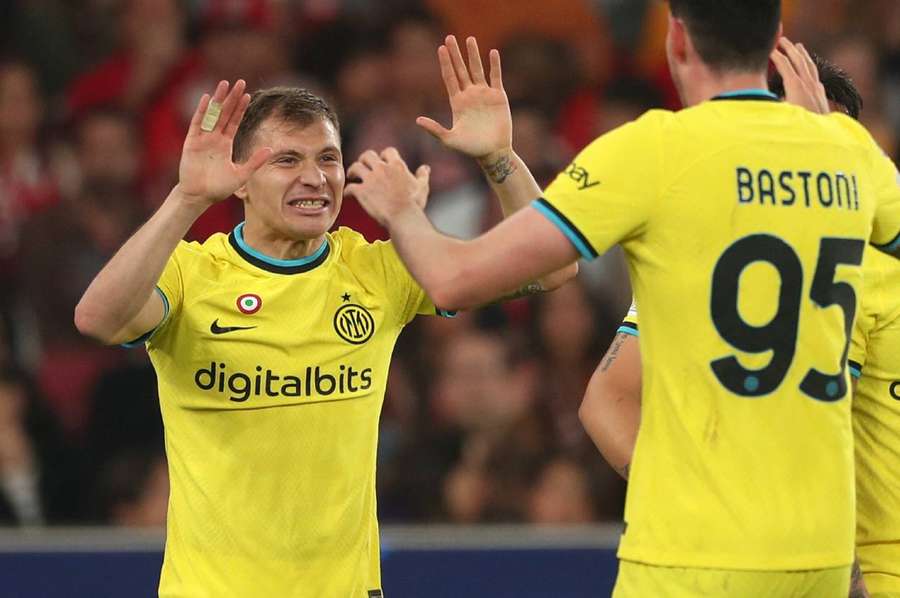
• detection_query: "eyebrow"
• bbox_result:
[271,146,342,159]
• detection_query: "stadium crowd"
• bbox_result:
[0,0,897,527]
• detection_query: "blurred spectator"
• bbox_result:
[0,368,83,526]
[828,36,898,157]
[66,0,191,118]
[0,59,59,276]
[95,450,168,527]
[527,456,596,524]
[21,182,140,436]
[348,12,484,240]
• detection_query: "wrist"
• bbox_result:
[170,184,216,214]
[384,202,426,233]
[476,147,515,168]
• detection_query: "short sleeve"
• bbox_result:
[134,241,188,347]
[618,299,639,337]
[870,149,900,253]
[379,241,454,324]
[535,110,666,260]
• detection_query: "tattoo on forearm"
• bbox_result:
[482,155,517,184]
[496,281,545,303]
[849,560,869,598]
[600,334,628,372]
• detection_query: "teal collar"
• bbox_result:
[229,222,330,274]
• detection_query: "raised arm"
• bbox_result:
[579,332,643,479]
[416,35,577,291]
[74,80,272,344]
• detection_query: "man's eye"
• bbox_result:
[277,157,297,165]
[321,155,339,162]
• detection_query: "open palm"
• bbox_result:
[417,36,512,160]
[179,80,272,205]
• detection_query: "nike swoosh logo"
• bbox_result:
[210,319,257,335]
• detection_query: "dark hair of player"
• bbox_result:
[232,87,340,161]
[668,0,781,72]
[767,52,863,119]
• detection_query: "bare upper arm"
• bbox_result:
[114,289,168,346]
[447,206,582,309]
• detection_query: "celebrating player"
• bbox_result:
[347,1,900,595]
[74,77,574,596]
[581,45,885,598]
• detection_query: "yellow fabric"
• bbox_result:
[613,560,851,598]
[146,226,435,597]
[542,99,900,570]
[849,247,900,591]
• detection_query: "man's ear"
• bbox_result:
[669,15,689,65]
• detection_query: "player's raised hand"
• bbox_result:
[416,35,511,160]
[771,37,829,115]
[178,80,273,206]
[346,148,431,227]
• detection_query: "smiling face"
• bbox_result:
[236,116,344,241]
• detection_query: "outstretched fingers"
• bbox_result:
[437,45,460,97]
[214,79,247,134]
[489,49,504,91]
[466,37,487,85]
[445,35,472,89]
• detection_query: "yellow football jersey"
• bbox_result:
[139,224,444,597]
[538,91,900,570]
[849,247,900,593]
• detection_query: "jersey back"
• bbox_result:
[540,96,900,570]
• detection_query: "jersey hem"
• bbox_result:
[617,547,854,572]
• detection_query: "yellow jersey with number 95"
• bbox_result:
[537,92,900,570]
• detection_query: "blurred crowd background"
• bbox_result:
[0,0,897,528]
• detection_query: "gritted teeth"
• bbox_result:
[287,198,328,208]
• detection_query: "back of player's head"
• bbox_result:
[767,53,863,119]
[669,0,781,72]
[233,87,340,162]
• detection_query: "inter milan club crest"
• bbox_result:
[236,293,262,315]
[334,294,375,344]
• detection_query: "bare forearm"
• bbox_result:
[75,186,205,342]
[479,149,578,288]
[579,334,643,479]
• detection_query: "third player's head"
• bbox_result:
[666,0,782,105]
[233,88,344,242]
[768,52,863,119]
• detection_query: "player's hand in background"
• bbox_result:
[346,148,430,227]
[416,35,512,162]
[771,37,830,115]
[177,80,273,208]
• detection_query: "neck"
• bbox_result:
[240,220,326,261]
[681,68,770,107]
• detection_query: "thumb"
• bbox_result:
[416,116,451,141]
[238,146,273,180]
[415,164,431,186]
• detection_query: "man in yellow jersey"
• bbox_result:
[579,46,890,598]
[849,249,900,598]
[347,0,900,594]
[73,69,574,597]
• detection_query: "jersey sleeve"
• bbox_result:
[126,241,189,347]
[870,149,900,253]
[379,241,455,325]
[535,110,666,260]
[618,298,639,337]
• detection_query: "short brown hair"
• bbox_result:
[232,87,340,161]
